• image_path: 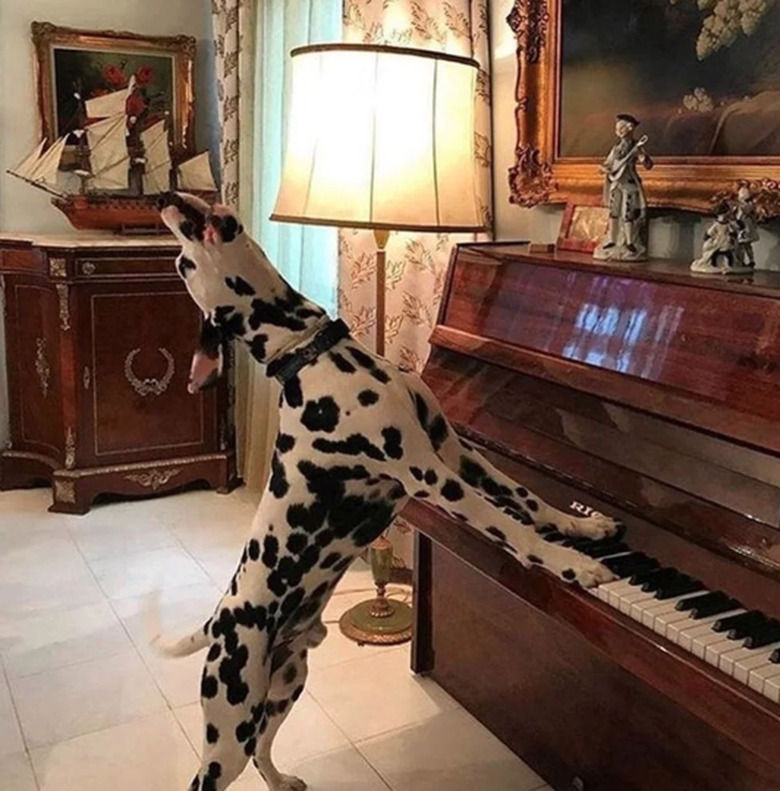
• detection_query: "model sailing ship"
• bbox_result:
[6,77,216,232]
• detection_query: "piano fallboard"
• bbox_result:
[407,243,780,791]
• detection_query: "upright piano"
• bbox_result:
[406,242,780,791]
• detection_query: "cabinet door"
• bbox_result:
[77,280,219,466]
[4,276,63,457]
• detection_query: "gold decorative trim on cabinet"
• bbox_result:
[56,284,70,330]
[64,427,76,469]
[81,261,97,275]
[53,479,76,503]
[49,257,67,278]
[124,347,175,396]
[35,337,50,397]
[124,467,181,491]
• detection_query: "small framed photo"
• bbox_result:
[556,202,609,254]
[31,22,196,165]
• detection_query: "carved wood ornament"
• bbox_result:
[506,0,780,217]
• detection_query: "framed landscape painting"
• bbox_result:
[507,0,780,216]
[32,23,196,161]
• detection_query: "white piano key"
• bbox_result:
[677,611,745,652]
[733,645,780,685]
[706,638,743,667]
[616,588,656,614]
[718,644,756,677]
[597,579,633,604]
[640,592,706,629]
[667,609,740,645]
[763,674,780,703]
[748,662,780,693]
[693,630,734,660]
[653,607,697,639]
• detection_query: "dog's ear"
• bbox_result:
[188,316,225,394]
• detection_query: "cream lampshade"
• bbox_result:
[271,44,484,646]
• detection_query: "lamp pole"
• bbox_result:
[373,228,390,356]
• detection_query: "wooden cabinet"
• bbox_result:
[0,234,238,514]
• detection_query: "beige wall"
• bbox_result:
[490,0,780,264]
[0,0,218,446]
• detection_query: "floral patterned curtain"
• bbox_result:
[339,0,493,565]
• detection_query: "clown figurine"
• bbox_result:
[690,202,749,275]
[594,113,654,262]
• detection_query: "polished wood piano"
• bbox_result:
[406,242,780,791]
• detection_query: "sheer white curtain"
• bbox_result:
[237,0,341,490]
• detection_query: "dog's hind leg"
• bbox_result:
[402,375,621,541]
[252,634,318,791]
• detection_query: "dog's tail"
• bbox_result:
[143,591,211,659]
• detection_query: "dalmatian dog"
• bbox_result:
[153,192,619,791]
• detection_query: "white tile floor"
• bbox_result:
[0,486,553,791]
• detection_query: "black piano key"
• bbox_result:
[603,553,657,577]
[630,566,672,586]
[675,591,716,612]
[640,568,680,592]
[713,610,764,634]
[654,576,705,601]
[587,542,630,559]
[725,613,768,641]
[690,595,742,620]
[743,621,780,649]
[541,531,567,543]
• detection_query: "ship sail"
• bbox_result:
[29,137,68,186]
[141,120,171,195]
[177,152,217,192]
[86,113,129,190]
[11,140,46,180]
[85,76,136,120]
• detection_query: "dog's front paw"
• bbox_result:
[561,556,617,588]
[269,775,307,791]
[560,512,622,541]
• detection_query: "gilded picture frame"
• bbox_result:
[31,22,196,163]
[506,0,780,217]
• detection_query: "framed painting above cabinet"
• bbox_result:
[506,0,780,216]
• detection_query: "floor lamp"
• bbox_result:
[271,43,484,644]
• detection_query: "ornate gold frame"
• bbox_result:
[506,0,780,217]
[31,22,196,155]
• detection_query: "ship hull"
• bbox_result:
[52,192,218,233]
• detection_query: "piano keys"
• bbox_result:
[406,243,780,791]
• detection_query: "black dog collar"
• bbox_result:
[267,319,351,384]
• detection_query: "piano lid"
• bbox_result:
[424,242,780,575]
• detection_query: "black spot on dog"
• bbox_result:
[276,433,296,453]
[243,737,256,757]
[207,643,222,662]
[382,427,403,459]
[282,665,298,684]
[286,532,308,554]
[562,568,576,581]
[301,397,341,433]
[333,556,352,572]
[313,434,385,461]
[206,724,220,743]
[269,453,289,498]
[358,389,379,406]
[330,351,357,373]
[235,720,254,742]
[416,490,430,498]
[428,415,449,450]
[410,466,424,481]
[248,538,260,561]
[320,551,341,569]
[517,486,529,498]
[487,526,507,541]
[213,305,246,338]
[248,297,306,333]
[283,375,303,408]
[177,255,196,279]
[527,499,539,512]
[219,643,250,704]
[262,535,280,568]
[414,393,430,429]
[528,554,544,565]
[459,457,486,487]
[225,276,256,297]
[424,469,438,485]
[347,346,390,383]
[292,685,304,701]
[441,480,464,501]
[201,674,218,698]
[248,333,268,362]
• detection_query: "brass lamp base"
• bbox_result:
[339,597,413,646]
[339,534,413,645]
